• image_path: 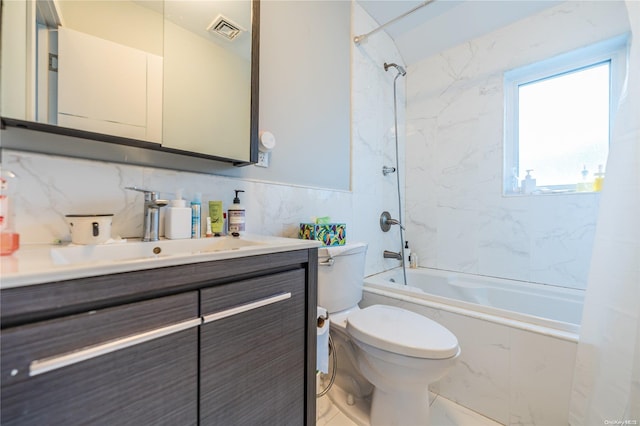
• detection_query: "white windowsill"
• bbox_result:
[503,188,602,197]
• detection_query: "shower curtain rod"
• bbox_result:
[353,0,435,45]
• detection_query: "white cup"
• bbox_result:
[65,214,114,245]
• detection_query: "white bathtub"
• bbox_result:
[360,267,582,425]
[364,267,584,338]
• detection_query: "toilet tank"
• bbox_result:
[318,242,368,313]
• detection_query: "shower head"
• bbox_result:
[384,62,406,77]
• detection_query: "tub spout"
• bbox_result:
[383,250,402,260]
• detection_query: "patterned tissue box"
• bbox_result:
[298,223,346,246]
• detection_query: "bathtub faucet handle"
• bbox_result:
[380,211,405,232]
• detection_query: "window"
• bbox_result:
[504,35,628,194]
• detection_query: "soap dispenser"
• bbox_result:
[521,169,537,195]
[577,165,591,192]
[404,241,411,266]
[165,189,191,239]
[228,190,246,236]
[593,165,605,192]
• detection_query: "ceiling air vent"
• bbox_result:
[207,15,245,41]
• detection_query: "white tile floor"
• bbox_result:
[317,390,503,426]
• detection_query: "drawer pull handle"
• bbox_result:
[202,292,291,324]
[29,317,202,377]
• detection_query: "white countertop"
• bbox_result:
[0,234,321,289]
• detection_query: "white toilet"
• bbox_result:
[318,243,460,426]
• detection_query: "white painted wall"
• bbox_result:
[405,1,630,290]
[223,0,352,190]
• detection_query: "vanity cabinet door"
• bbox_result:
[200,269,307,425]
[0,292,199,426]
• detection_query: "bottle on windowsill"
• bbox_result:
[593,165,605,192]
[521,169,537,195]
[577,165,592,192]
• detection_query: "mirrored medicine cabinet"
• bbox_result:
[0,0,259,168]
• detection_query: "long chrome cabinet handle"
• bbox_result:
[27,292,291,376]
[29,318,202,377]
[202,292,291,324]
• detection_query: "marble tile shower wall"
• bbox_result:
[2,3,405,278]
[405,1,629,290]
[352,2,407,275]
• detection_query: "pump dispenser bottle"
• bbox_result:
[593,165,605,192]
[404,241,411,266]
[521,170,537,195]
[165,189,191,239]
[228,190,246,236]
[577,165,591,192]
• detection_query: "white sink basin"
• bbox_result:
[50,236,266,265]
[2,234,320,289]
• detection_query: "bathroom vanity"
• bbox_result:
[0,237,318,425]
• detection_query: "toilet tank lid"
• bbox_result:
[347,305,459,359]
[318,242,368,259]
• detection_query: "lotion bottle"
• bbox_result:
[165,189,191,240]
[577,165,591,192]
[228,190,246,236]
[593,165,605,192]
[404,241,411,266]
[521,169,537,195]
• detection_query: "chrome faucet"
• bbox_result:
[126,187,169,242]
[383,250,402,260]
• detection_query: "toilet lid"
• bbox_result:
[346,305,459,359]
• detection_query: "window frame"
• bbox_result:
[503,35,629,195]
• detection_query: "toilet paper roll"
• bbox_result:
[317,307,330,374]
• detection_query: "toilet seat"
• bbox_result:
[346,305,459,359]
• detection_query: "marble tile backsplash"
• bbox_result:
[2,149,350,244]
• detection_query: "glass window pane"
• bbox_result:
[518,62,610,187]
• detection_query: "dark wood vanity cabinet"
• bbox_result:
[200,269,306,424]
[0,249,317,426]
[0,292,200,426]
